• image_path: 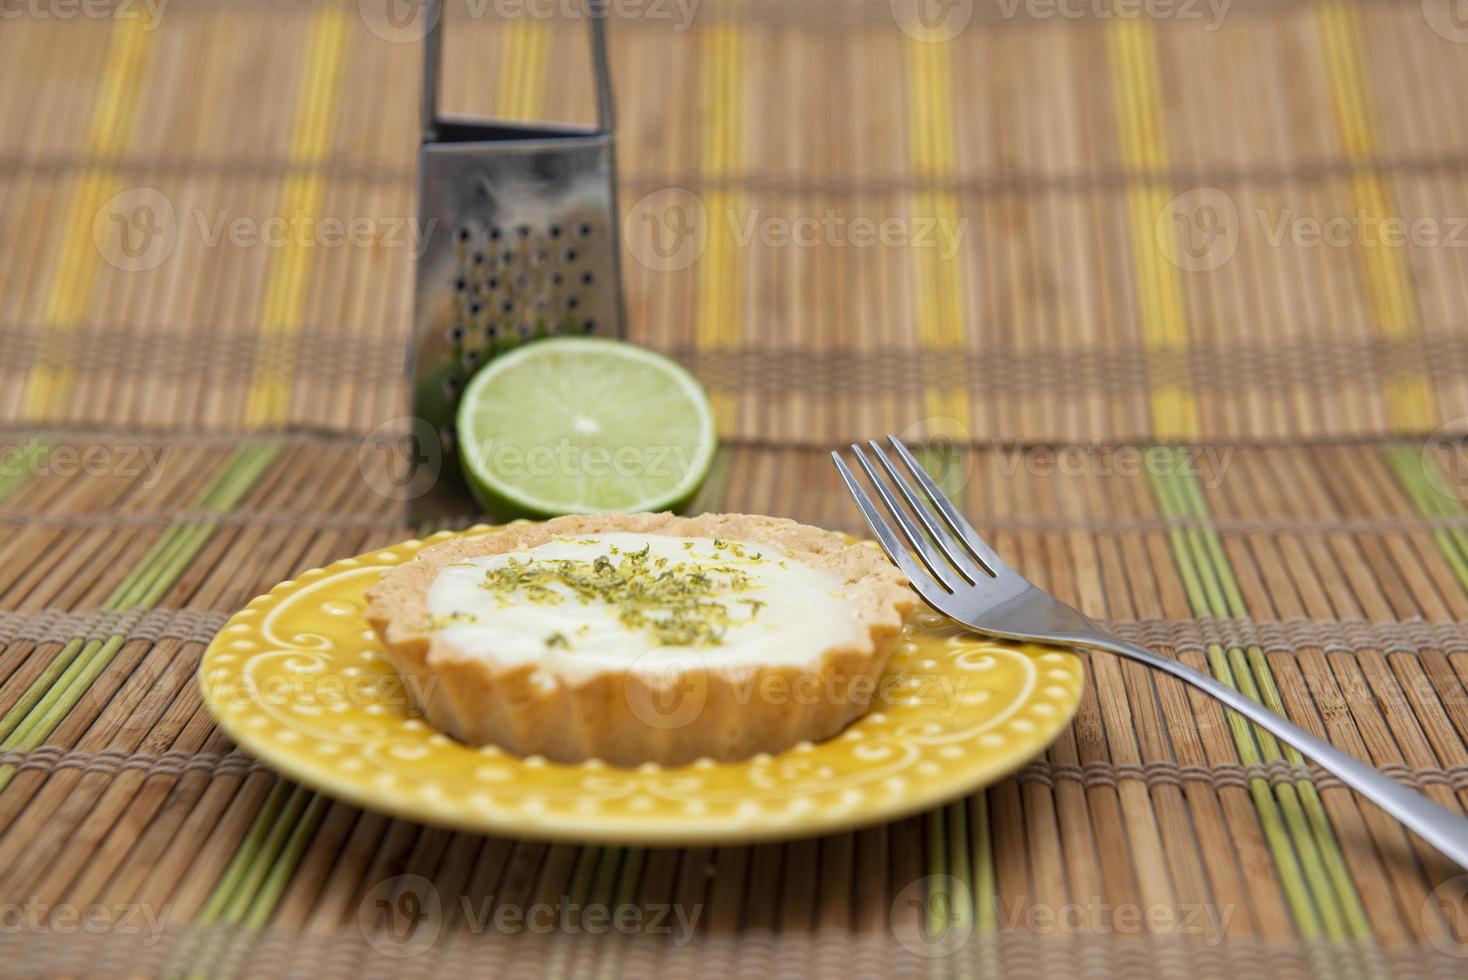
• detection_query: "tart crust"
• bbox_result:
[365,513,916,766]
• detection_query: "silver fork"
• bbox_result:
[834,435,1468,870]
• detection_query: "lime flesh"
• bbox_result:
[456,338,717,518]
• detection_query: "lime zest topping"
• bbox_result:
[473,544,765,648]
[416,611,481,631]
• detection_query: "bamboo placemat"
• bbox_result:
[3,0,1468,975]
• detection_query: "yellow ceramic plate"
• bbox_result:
[199,529,1084,845]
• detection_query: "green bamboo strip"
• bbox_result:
[244,790,331,928]
[194,790,333,980]
[4,635,126,749]
[588,845,626,912]
[591,846,645,980]
[0,499,224,744]
[195,780,296,927]
[565,846,601,925]
[923,807,948,942]
[944,801,973,930]
[1167,454,1372,943]
[185,784,316,980]
[0,440,51,502]
[164,779,294,979]
[943,799,974,973]
[0,443,281,786]
[1,516,214,747]
[968,791,998,977]
[612,846,644,908]
[0,444,223,743]
[565,846,625,980]
[214,774,309,921]
[1384,445,1468,591]
[544,846,601,980]
[1147,459,1330,941]
[0,637,87,744]
[0,453,231,748]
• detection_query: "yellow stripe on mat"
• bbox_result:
[242,8,351,427]
[21,20,154,419]
[496,17,551,121]
[902,32,970,427]
[695,23,744,429]
[1314,0,1432,432]
[1105,20,1196,440]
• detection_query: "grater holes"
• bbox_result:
[446,216,607,376]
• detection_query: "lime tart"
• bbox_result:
[364,513,916,766]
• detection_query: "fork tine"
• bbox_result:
[831,452,946,596]
[888,434,1011,574]
[865,440,985,582]
[848,444,963,592]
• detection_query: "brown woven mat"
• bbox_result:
[4,0,1468,976]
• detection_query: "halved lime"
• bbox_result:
[456,338,716,518]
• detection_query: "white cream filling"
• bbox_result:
[425,533,861,675]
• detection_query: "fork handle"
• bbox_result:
[1086,634,1468,870]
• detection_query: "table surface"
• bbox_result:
[2,0,1468,975]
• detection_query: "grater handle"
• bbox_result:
[421,0,615,139]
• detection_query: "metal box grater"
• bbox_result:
[409,0,626,518]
